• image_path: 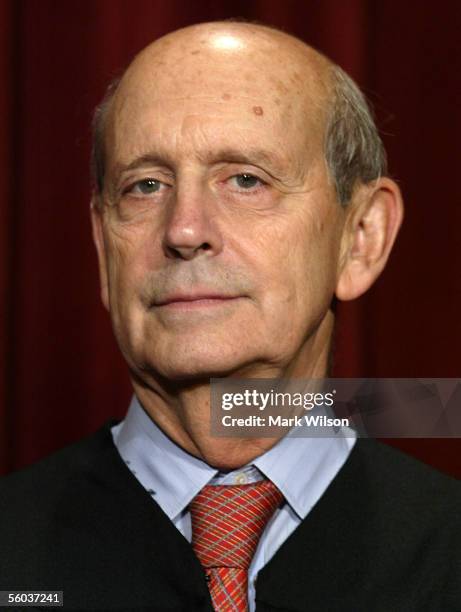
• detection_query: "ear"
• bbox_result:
[335,177,404,301]
[90,196,110,311]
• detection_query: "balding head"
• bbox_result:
[92,21,386,206]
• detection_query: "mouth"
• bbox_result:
[154,293,243,309]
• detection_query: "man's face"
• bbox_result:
[93,30,345,381]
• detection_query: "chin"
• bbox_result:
[142,341,262,382]
[150,357,246,381]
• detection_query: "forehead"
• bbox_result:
[106,27,329,169]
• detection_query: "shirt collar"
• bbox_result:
[112,395,356,522]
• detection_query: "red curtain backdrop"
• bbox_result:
[1,0,460,476]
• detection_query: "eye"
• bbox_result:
[230,173,264,190]
[127,178,165,195]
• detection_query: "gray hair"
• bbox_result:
[91,77,121,196]
[91,64,387,206]
[325,64,387,204]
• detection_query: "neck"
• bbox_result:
[132,311,334,470]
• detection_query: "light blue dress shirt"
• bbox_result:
[112,396,356,611]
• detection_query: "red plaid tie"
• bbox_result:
[189,479,283,611]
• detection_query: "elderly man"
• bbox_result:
[1,21,460,612]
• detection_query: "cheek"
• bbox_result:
[104,222,152,303]
[259,207,340,324]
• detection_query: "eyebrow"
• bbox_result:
[200,148,286,174]
[113,147,287,178]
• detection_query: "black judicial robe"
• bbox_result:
[0,421,460,612]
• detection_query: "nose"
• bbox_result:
[162,183,223,261]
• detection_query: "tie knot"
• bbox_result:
[189,479,283,570]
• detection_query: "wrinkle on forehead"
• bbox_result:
[110,98,318,177]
